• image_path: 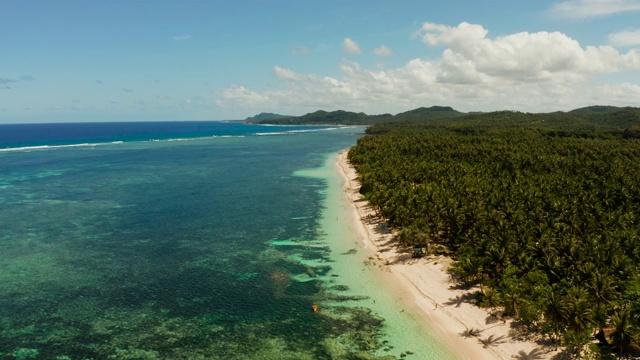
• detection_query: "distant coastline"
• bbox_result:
[245,104,640,128]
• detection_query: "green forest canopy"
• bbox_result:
[346,106,640,357]
[246,105,640,131]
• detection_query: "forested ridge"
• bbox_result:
[247,105,640,129]
[246,106,463,125]
[347,108,640,357]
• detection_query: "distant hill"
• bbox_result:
[289,110,394,125]
[245,105,640,131]
[363,106,640,137]
[568,105,624,114]
[244,112,293,122]
[393,106,464,121]
[246,110,383,125]
[247,106,465,125]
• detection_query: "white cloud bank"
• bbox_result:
[414,22,640,82]
[342,38,362,54]
[549,0,640,19]
[216,22,640,114]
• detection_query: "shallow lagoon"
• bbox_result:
[0,124,456,359]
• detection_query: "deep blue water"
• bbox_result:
[0,122,392,359]
[0,121,335,150]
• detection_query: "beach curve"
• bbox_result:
[335,150,561,360]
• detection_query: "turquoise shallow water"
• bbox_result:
[297,155,460,360]
[0,123,457,359]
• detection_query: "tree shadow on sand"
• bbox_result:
[444,292,476,308]
[485,312,502,325]
[512,348,546,360]
[374,222,392,235]
[549,349,572,360]
[447,281,472,291]
[460,327,482,339]
[478,334,507,348]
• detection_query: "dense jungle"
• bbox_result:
[347,107,640,358]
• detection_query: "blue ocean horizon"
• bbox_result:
[0,121,338,151]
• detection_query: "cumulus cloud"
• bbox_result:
[549,0,640,19]
[609,28,640,46]
[373,45,393,57]
[216,22,640,114]
[413,22,640,83]
[342,38,362,54]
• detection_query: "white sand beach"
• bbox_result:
[336,150,562,360]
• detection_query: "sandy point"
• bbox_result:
[335,150,564,360]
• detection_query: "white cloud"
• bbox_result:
[274,66,316,82]
[413,22,640,82]
[216,22,640,114]
[342,38,362,54]
[171,34,192,41]
[609,28,640,46]
[373,45,393,57]
[549,0,640,19]
[215,84,270,107]
[597,82,640,102]
[292,46,310,55]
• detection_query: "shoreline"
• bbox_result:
[335,150,560,360]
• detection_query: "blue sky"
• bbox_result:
[2,0,640,122]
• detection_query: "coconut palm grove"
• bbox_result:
[343,106,640,358]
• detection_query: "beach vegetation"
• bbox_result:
[347,107,640,357]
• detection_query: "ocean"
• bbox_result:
[0,122,457,359]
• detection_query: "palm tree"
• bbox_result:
[542,286,565,348]
[562,285,594,356]
[502,288,526,319]
[610,307,634,356]
[587,270,619,327]
[482,289,501,314]
[452,247,485,287]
